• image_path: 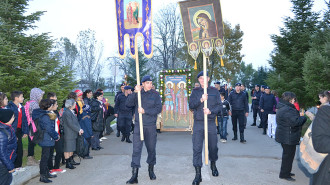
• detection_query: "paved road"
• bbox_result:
[25,112,311,185]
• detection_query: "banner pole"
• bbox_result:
[203,53,208,165]
[135,41,144,141]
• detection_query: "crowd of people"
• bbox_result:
[0,76,329,185]
[0,88,115,184]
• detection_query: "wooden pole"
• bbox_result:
[135,42,144,141]
[203,53,209,165]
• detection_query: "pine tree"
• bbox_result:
[125,50,151,86]
[267,0,320,107]
[0,0,76,102]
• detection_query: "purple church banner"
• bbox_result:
[115,0,153,58]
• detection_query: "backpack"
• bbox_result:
[25,101,37,140]
[29,118,45,144]
[75,135,88,157]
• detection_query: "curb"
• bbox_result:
[11,123,117,185]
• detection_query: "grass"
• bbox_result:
[22,137,42,166]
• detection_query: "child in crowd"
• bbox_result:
[6,91,28,169]
[218,92,231,143]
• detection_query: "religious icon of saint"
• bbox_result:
[215,39,224,55]
[189,42,199,59]
[176,81,188,122]
[196,13,217,40]
[202,40,213,56]
[164,81,175,121]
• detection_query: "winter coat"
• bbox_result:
[275,99,307,145]
[311,104,330,185]
[0,122,17,171]
[79,111,93,139]
[6,101,29,134]
[62,108,81,142]
[90,99,104,132]
[32,109,59,147]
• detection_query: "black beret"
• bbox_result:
[0,109,14,123]
[124,86,132,90]
[235,83,241,87]
[141,75,152,83]
[255,84,260,87]
[264,86,270,89]
[214,81,220,85]
[197,71,209,79]
[120,83,126,87]
[261,85,265,88]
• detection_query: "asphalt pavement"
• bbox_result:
[23,112,311,185]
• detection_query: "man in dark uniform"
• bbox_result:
[125,75,162,184]
[224,84,229,100]
[115,83,126,137]
[258,85,266,128]
[228,83,249,143]
[251,84,261,126]
[214,81,221,134]
[189,71,221,185]
[259,86,277,135]
[114,86,134,143]
[241,84,249,129]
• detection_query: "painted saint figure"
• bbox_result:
[202,41,213,57]
[164,82,175,121]
[133,2,139,24]
[215,39,224,55]
[127,2,133,24]
[189,43,199,59]
[176,82,188,122]
[196,13,217,40]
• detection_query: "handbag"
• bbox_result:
[299,122,328,174]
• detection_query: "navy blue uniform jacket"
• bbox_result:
[228,91,249,113]
[259,93,277,111]
[126,89,162,125]
[7,102,28,134]
[115,93,134,117]
[0,122,17,171]
[189,87,221,121]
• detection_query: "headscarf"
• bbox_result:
[29,88,45,114]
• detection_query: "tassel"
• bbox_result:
[194,60,197,70]
[221,56,224,67]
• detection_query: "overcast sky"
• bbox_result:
[26,0,327,75]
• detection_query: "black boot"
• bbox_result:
[126,167,138,184]
[148,165,156,180]
[251,117,256,126]
[40,174,52,183]
[66,159,75,169]
[116,131,120,137]
[192,166,202,185]
[121,135,126,142]
[240,133,246,143]
[232,132,237,140]
[210,161,219,177]
[126,136,132,143]
[70,156,80,165]
[156,129,161,133]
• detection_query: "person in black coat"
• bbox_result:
[115,83,126,137]
[90,92,104,151]
[311,90,330,185]
[251,84,261,126]
[32,99,59,183]
[228,83,249,143]
[275,92,307,181]
[259,86,277,135]
[125,75,162,184]
[0,109,17,185]
[189,71,221,185]
[114,86,134,143]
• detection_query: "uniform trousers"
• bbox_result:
[252,106,261,123]
[261,110,274,130]
[131,124,157,168]
[49,136,64,170]
[40,146,51,175]
[193,120,218,167]
[91,131,100,149]
[117,116,132,136]
[231,110,245,134]
[28,136,36,157]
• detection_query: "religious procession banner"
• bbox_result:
[179,0,225,66]
[159,69,193,131]
[115,0,153,58]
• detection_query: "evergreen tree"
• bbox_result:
[0,0,76,102]
[252,66,269,87]
[125,50,151,86]
[267,0,320,108]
